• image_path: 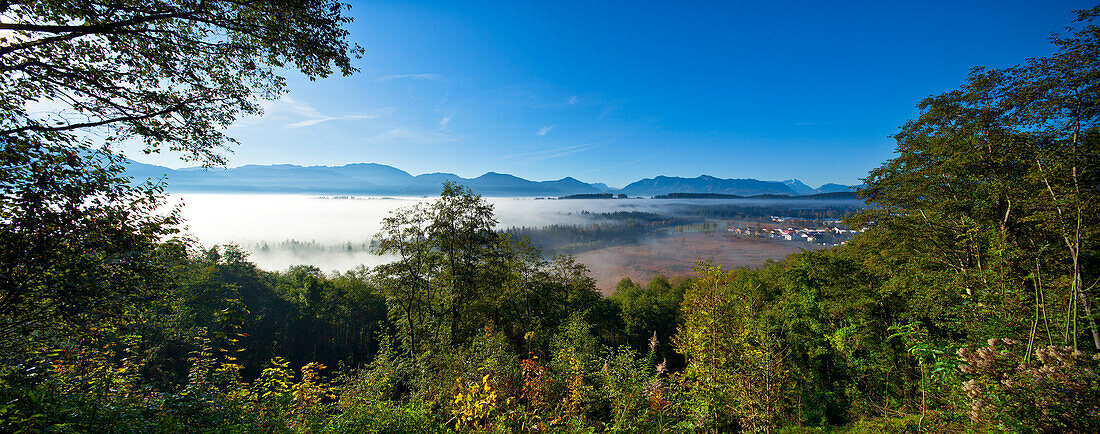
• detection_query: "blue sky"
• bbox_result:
[130,0,1096,188]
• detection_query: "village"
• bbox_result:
[727,216,866,246]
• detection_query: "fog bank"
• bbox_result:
[170,194,864,273]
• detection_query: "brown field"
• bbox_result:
[576,232,824,295]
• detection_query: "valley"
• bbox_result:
[577,232,819,294]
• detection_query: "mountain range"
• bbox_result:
[126,161,857,197]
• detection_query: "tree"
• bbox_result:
[1,0,361,164]
[372,183,499,350]
[0,142,184,354]
[428,182,497,345]
[373,183,607,353]
[373,198,437,352]
[611,275,684,361]
[855,6,1100,350]
[0,0,361,357]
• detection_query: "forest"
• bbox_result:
[2,1,1099,432]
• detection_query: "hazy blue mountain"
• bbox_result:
[540,177,602,194]
[782,179,817,195]
[124,160,177,181]
[328,163,415,186]
[125,161,601,196]
[406,172,464,193]
[469,172,535,190]
[124,160,852,197]
[783,178,861,195]
[620,175,797,196]
[816,183,857,193]
[588,182,615,193]
[460,173,601,196]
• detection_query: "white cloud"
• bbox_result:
[531,144,589,160]
[439,116,451,130]
[493,143,593,162]
[285,112,385,129]
[258,97,389,129]
[568,96,578,105]
[230,96,389,129]
[537,125,554,136]
[268,96,325,119]
[285,117,334,128]
[377,73,443,82]
[372,127,458,144]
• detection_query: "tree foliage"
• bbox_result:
[0,141,184,354]
[1,0,361,163]
[855,5,1100,351]
[1,0,361,358]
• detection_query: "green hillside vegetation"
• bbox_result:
[2,1,1100,432]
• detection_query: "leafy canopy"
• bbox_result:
[0,0,362,163]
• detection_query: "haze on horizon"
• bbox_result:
[119,0,1096,188]
[171,193,865,276]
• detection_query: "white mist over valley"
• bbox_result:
[170,193,865,278]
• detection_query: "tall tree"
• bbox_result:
[1,0,361,163]
[0,142,183,353]
[0,0,361,356]
[856,6,1100,350]
[373,183,502,350]
[428,182,497,345]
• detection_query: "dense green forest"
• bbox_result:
[2,1,1100,432]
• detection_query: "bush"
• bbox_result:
[958,338,1100,432]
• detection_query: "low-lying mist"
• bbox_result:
[169,194,866,274]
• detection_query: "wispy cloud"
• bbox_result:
[568,96,578,105]
[433,91,451,112]
[286,112,387,128]
[493,143,593,162]
[537,125,555,136]
[532,144,590,160]
[377,73,443,82]
[595,100,624,122]
[277,97,322,117]
[371,127,458,144]
[232,96,389,129]
[439,116,451,130]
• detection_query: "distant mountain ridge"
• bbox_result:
[621,175,798,196]
[782,179,817,195]
[125,160,857,197]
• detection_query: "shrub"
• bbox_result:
[958,338,1100,432]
